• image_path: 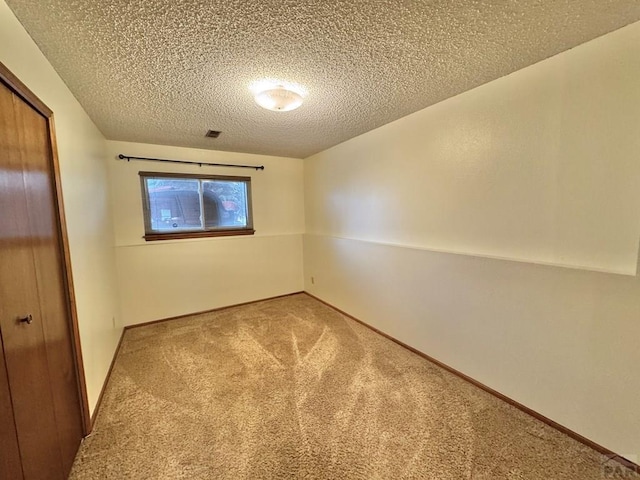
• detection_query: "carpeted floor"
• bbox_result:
[69,294,637,479]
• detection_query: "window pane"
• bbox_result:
[140,172,254,240]
[145,178,202,231]
[202,180,248,228]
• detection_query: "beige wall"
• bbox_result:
[106,141,304,325]
[1,0,122,413]
[304,22,640,458]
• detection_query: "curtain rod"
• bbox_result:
[117,154,265,171]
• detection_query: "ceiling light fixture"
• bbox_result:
[254,85,304,112]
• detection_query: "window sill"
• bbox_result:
[143,229,255,241]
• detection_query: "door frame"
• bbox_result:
[0,61,91,435]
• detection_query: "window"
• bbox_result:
[139,171,254,241]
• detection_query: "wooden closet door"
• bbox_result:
[13,75,84,476]
[0,79,83,479]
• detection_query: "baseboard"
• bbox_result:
[89,328,126,430]
[124,291,305,330]
[304,292,640,475]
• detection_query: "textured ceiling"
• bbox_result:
[6,1,640,159]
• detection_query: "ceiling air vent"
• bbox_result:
[205,130,221,138]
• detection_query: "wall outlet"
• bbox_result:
[311,276,315,285]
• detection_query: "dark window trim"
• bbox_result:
[139,171,254,241]
[143,229,256,242]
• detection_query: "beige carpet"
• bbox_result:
[70,294,637,479]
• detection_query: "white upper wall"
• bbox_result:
[306,22,640,275]
[0,0,121,413]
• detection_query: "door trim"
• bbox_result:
[0,61,91,435]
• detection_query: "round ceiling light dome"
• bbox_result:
[254,86,304,112]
